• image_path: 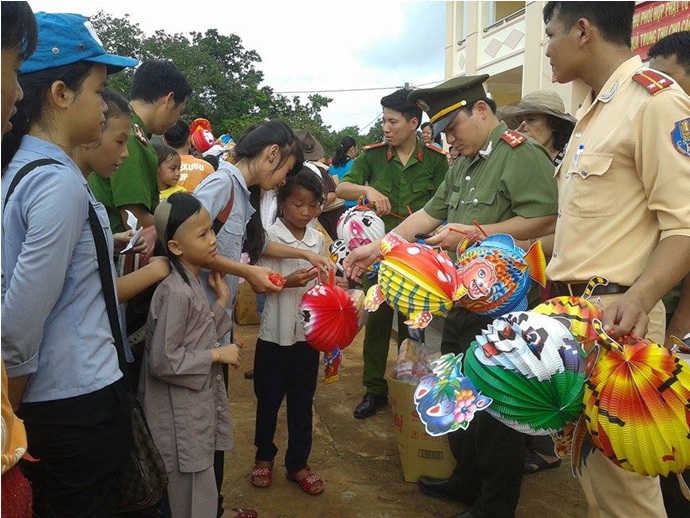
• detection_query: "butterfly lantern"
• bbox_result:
[583,320,690,485]
[463,311,586,436]
[365,232,463,329]
[414,352,492,436]
[455,232,547,318]
[336,204,386,252]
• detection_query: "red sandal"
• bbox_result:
[286,466,324,495]
[250,462,273,488]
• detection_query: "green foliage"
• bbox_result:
[91,10,375,148]
[362,118,384,146]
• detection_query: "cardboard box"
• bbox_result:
[386,372,455,483]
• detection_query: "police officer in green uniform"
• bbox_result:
[336,88,448,418]
[89,60,191,234]
[344,75,558,518]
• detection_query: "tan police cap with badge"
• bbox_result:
[408,74,490,137]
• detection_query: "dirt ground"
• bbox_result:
[222,321,588,518]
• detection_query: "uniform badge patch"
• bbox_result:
[133,123,148,146]
[672,118,690,157]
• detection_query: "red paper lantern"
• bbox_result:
[300,270,360,352]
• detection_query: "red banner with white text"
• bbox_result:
[631,1,690,59]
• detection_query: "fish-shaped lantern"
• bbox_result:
[456,234,547,317]
[365,233,462,329]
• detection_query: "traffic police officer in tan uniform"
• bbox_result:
[344,75,558,518]
[541,3,690,518]
[336,89,448,419]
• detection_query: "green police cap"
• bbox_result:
[408,74,490,136]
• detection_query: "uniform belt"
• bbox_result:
[550,281,630,298]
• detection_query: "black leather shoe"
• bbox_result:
[417,476,464,502]
[353,393,387,419]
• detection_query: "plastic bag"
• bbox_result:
[394,338,440,385]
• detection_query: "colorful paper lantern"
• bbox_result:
[414,353,492,436]
[300,270,360,353]
[191,128,215,153]
[365,233,462,329]
[336,205,385,251]
[583,321,690,478]
[455,234,547,317]
[463,311,586,435]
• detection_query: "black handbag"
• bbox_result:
[87,202,168,512]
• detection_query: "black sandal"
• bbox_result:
[524,450,561,475]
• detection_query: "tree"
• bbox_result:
[362,118,384,146]
[91,11,337,141]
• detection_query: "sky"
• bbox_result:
[27,1,447,134]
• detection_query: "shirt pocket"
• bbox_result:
[464,188,498,221]
[563,152,616,218]
[412,171,435,193]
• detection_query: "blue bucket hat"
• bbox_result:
[20,13,138,75]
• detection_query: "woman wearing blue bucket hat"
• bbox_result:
[1,12,138,517]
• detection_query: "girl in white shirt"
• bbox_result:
[250,167,326,495]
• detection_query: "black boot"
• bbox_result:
[417,476,464,502]
[353,393,387,419]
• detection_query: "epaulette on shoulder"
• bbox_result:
[425,143,447,155]
[632,69,674,95]
[500,129,526,148]
[362,142,386,152]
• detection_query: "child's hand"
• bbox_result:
[113,230,147,255]
[211,343,240,368]
[284,268,318,288]
[208,271,230,307]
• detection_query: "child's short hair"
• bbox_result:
[152,142,179,166]
[277,166,326,206]
[163,119,190,149]
[1,1,38,58]
[153,192,202,285]
[102,89,132,122]
[131,60,191,106]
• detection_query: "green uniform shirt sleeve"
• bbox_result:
[499,143,558,218]
[424,160,459,221]
[111,136,159,211]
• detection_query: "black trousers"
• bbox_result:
[214,363,229,518]
[442,307,525,518]
[18,379,132,518]
[253,339,319,474]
